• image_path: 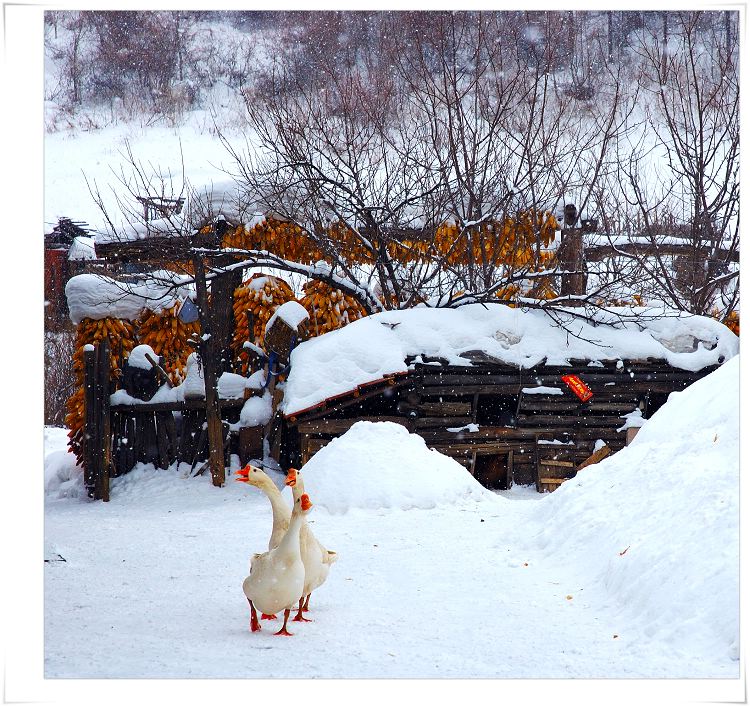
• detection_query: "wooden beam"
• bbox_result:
[516,414,630,427]
[539,459,575,468]
[577,444,612,471]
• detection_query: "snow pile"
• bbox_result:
[282,305,737,415]
[126,344,157,370]
[527,354,740,661]
[294,420,494,514]
[522,386,563,395]
[239,391,272,427]
[616,407,645,431]
[44,427,84,498]
[65,271,193,324]
[216,372,248,399]
[182,352,204,399]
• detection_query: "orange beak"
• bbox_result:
[235,465,251,483]
[300,494,312,511]
[285,468,298,487]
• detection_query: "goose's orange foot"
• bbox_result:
[249,599,262,632]
[260,613,277,620]
[292,613,313,623]
[274,626,293,636]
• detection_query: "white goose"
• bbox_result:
[235,464,292,621]
[235,464,291,551]
[242,491,313,636]
[285,467,338,621]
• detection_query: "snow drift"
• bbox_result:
[526,354,740,661]
[44,427,85,499]
[294,420,493,513]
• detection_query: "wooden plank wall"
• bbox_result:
[290,358,717,491]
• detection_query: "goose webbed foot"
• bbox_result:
[248,599,262,632]
[274,608,294,636]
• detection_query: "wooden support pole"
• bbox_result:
[192,254,225,487]
[82,348,98,498]
[559,227,586,299]
[96,340,111,501]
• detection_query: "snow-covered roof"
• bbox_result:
[281,304,738,416]
[65,271,193,324]
[67,236,97,260]
[91,178,282,245]
[94,214,187,245]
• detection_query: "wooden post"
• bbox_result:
[96,340,111,501]
[82,347,99,498]
[210,267,243,365]
[506,449,514,489]
[559,228,586,299]
[82,341,111,501]
[192,254,225,487]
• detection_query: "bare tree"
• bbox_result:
[611,11,739,319]
[74,11,737,335]
[221,46,449,311]
[393,12,634,299]
[45,326,77,426]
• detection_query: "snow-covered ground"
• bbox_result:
[38,356,740,701]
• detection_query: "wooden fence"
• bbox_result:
[81,341,260,500]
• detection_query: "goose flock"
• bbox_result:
[236,464,337,636]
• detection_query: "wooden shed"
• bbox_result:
[282,355,719,492]
[278,304,735,493]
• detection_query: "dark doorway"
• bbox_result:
[474,453,512,489]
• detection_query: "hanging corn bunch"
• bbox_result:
[222,218,327,265]
[65,316,137,465]
[136,303,200,385]
[494,284,521,304]
[301,280,367,337]
[723,310,739,336]
[524,277,558,301]
[231,274,297,374]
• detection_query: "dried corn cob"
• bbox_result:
[301,280,367,337]
[66,316,137,465]
[136,303,200,385]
